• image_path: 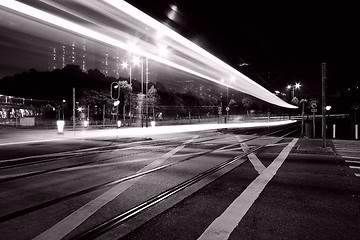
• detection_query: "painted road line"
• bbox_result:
[265,142,290,147]
[197,138,298,240]
[345,160,360,164]
[343,156,360,160]
[32,135,198,240]
[213,143,240,153]
[235,135,265,174]
[350,166,360,170]
[0,138,66,147]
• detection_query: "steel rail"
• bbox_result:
[71,126,298,239]
[0,124,298,224]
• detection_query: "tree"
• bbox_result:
[78,89,113,120]
[242,96,252,117]
[147,86,159,120]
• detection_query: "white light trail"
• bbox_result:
[0,1,220,83]
[0,0,297,109]
[103,0,295,108]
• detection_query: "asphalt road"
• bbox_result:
[0,126,359,240]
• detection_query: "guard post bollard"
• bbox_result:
[356,124,358,140]
[333,124,336,138]
[57,120,65,134]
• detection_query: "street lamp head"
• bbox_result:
[121,61,129,69]
[295,83,301,89]
[287,84,292,90]
[132,56,140,66]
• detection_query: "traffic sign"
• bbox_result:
[311,108,317,113]
[310,102,317,109]
[226,107,230,112]
[310,98,318,108]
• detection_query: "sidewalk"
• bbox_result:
[294,137,336,155]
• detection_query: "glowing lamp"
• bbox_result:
[57,120,65,134]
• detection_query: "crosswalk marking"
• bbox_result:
[197,138,298,240]
[333,140,360,177]
[235,135,266,174]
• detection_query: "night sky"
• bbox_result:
[125,0,359,97]
[0,1,359,99]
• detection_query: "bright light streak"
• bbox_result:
[0,0,297,109]
[126,42,138,53]
[118,120,297,137]
[158,44,168,56]
[103,0,297,109]
[0,1,220,86]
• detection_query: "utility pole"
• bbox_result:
[145,57,149,127]
[73,87,76,134]
[321,63,326,148]
[141,57,144,127]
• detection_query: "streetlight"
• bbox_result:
[122,57,141,126]
[287,82,301,99]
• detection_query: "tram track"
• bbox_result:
[0,133,233,182]
[0,128,276,224]
[71,127,297,240]
[0,123,299,238]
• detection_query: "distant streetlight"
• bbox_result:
[122,57,141,126]
[287,83,301,99]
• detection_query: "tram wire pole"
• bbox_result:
[321,63,326,148]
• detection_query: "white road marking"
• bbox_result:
[265,142,290,147]
[32,136,198,240]
[0,138,66,146]
[0,141,143,164]
[197,138,298,240]
[345,160,360,164]
[355,173,360,177]
[235,135,265,174]
[350,166,360,170]
[342,156,360,160]
[0,170,42,180]
[213,143,240,153]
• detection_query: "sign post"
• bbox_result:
[310,98,318,138]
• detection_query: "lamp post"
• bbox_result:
[122,57,140,126]
[287,83,301,100]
